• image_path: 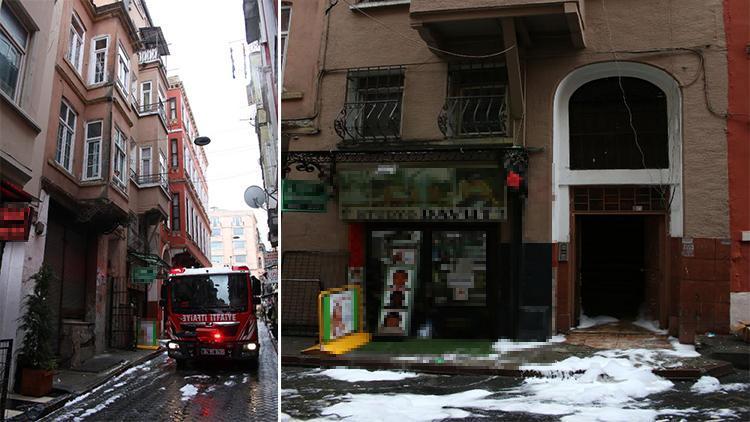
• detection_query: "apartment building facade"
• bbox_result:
[0,0,183,374]
[244,0,279,248]
[209,208,264,274]
[281,0,734,342]
[165,76,210,270]
[0,0,62,381]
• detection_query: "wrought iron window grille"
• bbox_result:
[439,62,510,139]
[335,66,405,143]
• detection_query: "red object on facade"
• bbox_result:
[506,171,522,189]
[348,223,365,267]
[0,207,32,241]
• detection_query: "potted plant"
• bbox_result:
[18,265,56,397]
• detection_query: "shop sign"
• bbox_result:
[282,180,327,212]
[338,166,506,222]
[132,265,158,283]
[0,206,32,241]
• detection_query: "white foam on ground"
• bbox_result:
[666,337,700,358]
[576,314,619,329]
[281,388,299,397]
[632,318,668,335]
[180,384,199,401]
[74,394,122,420]
[317,353,678,422]
[314,368,420,382]
[184,375,211,380]
[492,335,566,354]
[691,376,750,394]
[224,380,236,387]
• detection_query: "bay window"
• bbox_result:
[89,36,108,84]
[55,100,77,172]
[83,120,103,179]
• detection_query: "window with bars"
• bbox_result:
[439,62,509,138]
[335,66,405,141]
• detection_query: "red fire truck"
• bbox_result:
[161,266,261,368]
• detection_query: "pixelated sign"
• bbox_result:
[137,319,158,349]
[282,180,327,212]
[338,165,506,221]
[0,206,32,241]
[132,265,158,283]
[321,288,359,342]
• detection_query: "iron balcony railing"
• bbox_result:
[438,92,509,138]
[136,172,170,193]
[334,99,402,142]
[138,100,167,124]
[138,47,160,65]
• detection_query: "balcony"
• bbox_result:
[138,47,162,65]
[138,100,167,126]
[410,0,585,49]
[136,172,170,194]
[438,92,509,139]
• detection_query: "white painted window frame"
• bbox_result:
[280,5,291,80]
[140,146,152,177]
[55,99,77,172]
[0,2,30,102]
[140,80,152,108]
[82,120,103,180]
[116,43,130,93]
[67,12,85,74]
[112,127,127,186]
[88,35,109,85]
[552,61,683,241]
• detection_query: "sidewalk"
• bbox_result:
[5,348,163,421]
[281,324,743,381]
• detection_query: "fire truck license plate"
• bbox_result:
[200,348,226,356]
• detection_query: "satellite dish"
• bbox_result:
[244,185,267,209]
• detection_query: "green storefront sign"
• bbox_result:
[282,179,328,212]
[132,265,158,283]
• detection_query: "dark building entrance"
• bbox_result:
[576,213,664,322]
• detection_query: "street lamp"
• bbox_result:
[194,136,211,146]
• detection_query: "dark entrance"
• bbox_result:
[365,224,501,339]
[578,215,648,320]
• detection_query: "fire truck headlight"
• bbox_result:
[168,342,180,350]
[244,343,257,351]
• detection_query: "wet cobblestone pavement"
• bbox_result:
[42,324,277,422]
[281,366,750,421]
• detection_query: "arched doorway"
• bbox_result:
[552,62,683,330]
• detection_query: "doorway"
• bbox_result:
[576,215,663,321]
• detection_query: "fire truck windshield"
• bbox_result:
[170,273,248,314]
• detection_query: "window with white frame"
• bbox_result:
[129,139,137,177]
[159,151,166,180]
[140,81,152,108]
[0,3,29,100]
[168,97,177,120]
[67,13,85,73]
[280,5,291,77]
[170,138,178,168]
[89,36,108,84]
[113,128,127,186]
[83,121,103,179]
[140,146,152,177]
[116,44,130,92]
[55,100,77,172]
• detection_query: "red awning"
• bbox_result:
[0,180,36,203]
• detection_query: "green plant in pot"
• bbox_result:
[18,265,57,397]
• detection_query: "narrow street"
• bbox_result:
[281,366,750,421]
[42,325,277,422]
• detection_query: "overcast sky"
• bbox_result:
[147,0,270,247]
